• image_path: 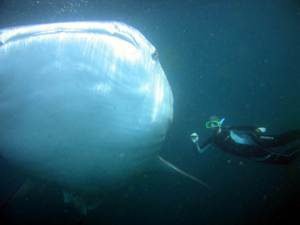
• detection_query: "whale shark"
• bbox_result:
[0,21,208,213]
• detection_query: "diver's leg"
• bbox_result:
[258,130,300,148]
[272,130,300,147]
[256,153,292,164]
[257,146,300,164]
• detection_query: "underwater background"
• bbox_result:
[0,0,300,224]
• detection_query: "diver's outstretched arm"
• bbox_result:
[195,141,209,154]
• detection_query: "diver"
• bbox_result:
[190,116,300,164]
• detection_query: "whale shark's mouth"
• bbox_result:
[0,22,148,50]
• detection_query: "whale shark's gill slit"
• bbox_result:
[158,156,210,189]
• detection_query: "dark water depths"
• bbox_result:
[0,0,300,224]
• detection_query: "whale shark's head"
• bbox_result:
[0,22,173,192]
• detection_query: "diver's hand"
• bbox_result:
[190,133,206,154]
[190,132,199,143]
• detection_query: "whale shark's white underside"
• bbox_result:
[0,22,174,193]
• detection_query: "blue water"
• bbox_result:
[0,0,300,224]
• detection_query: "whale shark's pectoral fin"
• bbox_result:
[158,156,210,190]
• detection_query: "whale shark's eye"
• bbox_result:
[151,50,159,61]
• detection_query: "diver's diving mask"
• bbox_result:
[205,118,225,129]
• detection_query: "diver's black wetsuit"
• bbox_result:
[200,126,300,164]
